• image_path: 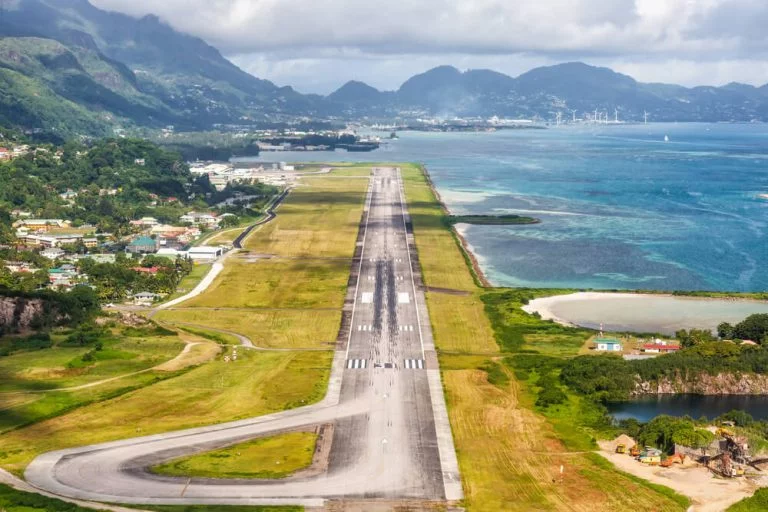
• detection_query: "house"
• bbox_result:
[187,246,224,261]
[642,343,681,354]
[41,248,66,260]
[129,217,159,228]
[4,261,37,273]
[180,212,219,227]
[126,236,158,254]
[133,292,160,306]
[83,238,99,248]
[59,189,78,201]
[595,337,623,352]
[13,219,68,231]
[0,147,9,160]
[134,158,146,166]
[19,234,84,248]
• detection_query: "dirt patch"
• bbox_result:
[425,286,471,296]
[597,442,764,512]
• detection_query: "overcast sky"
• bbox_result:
[91,0,768,94]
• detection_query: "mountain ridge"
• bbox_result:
[2,0,768,136]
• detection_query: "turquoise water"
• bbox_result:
[238,123,768,292]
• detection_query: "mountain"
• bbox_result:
[3,0,768,136]
[327,63,768,122]
[0,0,326,136]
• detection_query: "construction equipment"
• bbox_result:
[660,453,685,468]
[629,446,640,457]
[616,444,626,454]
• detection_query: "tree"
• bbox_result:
[676,328,716,348]
[219,215,240,228]
[718,322,735,340]
[733,314,768,343]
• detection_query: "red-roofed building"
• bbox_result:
[642,343,681,354]
[0,147,10,160]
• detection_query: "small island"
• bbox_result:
[446,214,540,225]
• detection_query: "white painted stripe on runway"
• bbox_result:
[362,292,373,304]
[418,359,424,369]
[397,292,410,304]
[404,359,425,370]
[346,359,367,369]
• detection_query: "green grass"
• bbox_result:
[584,453,690,509]
[164,264,212,302]
[728,488,768,511]
[151,431,318,479]
[157,309,339,350]
[0,331,184,392]
[0,346,331,474]
[183,259,349,310]
[480,288,592,355]
[0,482,106,511]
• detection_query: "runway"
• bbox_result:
[24,167,462,507]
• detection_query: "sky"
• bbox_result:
[90,0,768,95]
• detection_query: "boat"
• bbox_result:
[664,135,670,142]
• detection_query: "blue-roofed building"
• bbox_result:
[126,236,158,255]
[595,337,623,352]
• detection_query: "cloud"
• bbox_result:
[90,0,768,93]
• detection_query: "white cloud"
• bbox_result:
[90,0,768,93]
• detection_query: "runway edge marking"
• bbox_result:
[396,167,463,501]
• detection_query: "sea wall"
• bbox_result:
[634,373,768,395]
[0,297,47,332]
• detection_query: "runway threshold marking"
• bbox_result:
[347,359,367,369]
[404,359,425,369]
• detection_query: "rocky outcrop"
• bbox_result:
[0,297,47,333]
[634,372,768,395]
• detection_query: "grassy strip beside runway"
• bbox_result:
[151,432,318,480]
[0,169,366,478]
[400,163,688,511]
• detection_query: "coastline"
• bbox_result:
[420,165,492,288]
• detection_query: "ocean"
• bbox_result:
[237,123,768,293]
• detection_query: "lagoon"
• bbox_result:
[523,292,768,335]
[607,394,768,422]
[237,123,768,293]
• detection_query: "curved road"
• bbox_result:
[25,168,462,507]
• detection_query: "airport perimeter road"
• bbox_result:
[25,167,462,507]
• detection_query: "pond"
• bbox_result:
[523,292,768,335]
[606,394,768,422]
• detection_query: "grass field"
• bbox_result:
[243,176,368,258]
[157,309,340,349]
[151,431,318,480]
[182,259,349,310]
[400,163,687,511]
[0,349,331,474]
[728,488,768,511]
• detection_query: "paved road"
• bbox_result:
[25,168,462,507]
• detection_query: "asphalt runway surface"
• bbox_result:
[24,167,462,507]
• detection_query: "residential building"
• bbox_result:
[126,236,158,254]
[642,343,681,354]
[19,233,85,248]
[13,219,69,231]
[180,212,219,227]
[595,337,623,352]
[130,217,159,228]
[41,248,66,260]
[133,292,161,306]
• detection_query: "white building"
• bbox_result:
[187,246,224,261]
[41,248,66,260]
